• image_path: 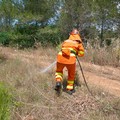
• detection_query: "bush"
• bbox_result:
[0,32,10,46]
[15,24,39,35]
[10,34,35,49]
[36,26,63,46]
[0,82,13,120]
[0,25,65,48]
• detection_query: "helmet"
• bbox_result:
[70,29,80,35]
[69,28,82,42]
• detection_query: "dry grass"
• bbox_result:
[0,46,120,120]
[83,39,120,67]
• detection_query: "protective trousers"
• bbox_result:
[55,62,76,90]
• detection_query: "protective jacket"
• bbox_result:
[57,34,84,64]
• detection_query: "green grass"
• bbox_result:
[0,82,13,120]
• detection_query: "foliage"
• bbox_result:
[0,0,19,30]
[15,24,39,35]
[36,26,63,46]
[0,0,119,48]
[10,34,35,49]
[0,25,63,48]
[0,32,10,46]
[15,0,57,26]
[57,0,93,35]
[0,82,13,120]
[57,0,120,47]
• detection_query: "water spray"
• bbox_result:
[40,61,56,73]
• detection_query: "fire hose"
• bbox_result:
[76,56,93,96]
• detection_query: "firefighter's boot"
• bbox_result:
[54,81,62,91]
[66,83,75,95]
[66,89,75,95]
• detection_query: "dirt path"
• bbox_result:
[1,47,120,97]
[77,62,120,97]
[84,71,120,97]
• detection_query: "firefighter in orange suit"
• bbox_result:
[55,29,84,95]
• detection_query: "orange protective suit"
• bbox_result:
[55,30,84,91]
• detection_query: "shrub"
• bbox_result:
[15,24,39,35]
[0,82,13,120]
[36,26,63,46]
[10,34,35,49]
[0,32,10,46]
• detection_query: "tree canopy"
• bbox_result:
[0,0,119,47]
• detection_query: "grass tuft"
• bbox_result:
[0,82,13,120]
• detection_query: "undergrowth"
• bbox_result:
[0,82,13,120]
[0,46,119,120]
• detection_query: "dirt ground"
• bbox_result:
[78,62,120,97]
